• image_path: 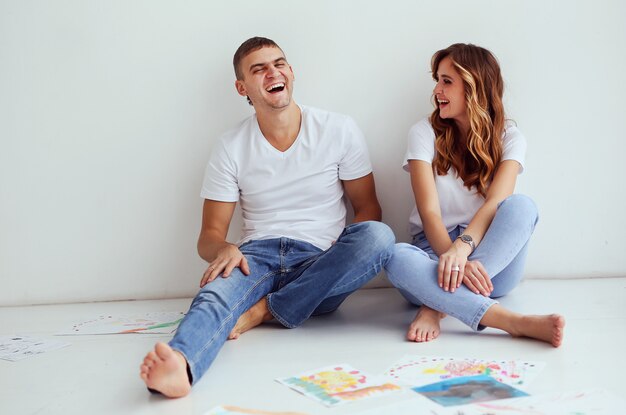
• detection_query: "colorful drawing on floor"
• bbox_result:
[0,335,71,361]
[454,388,626,414]
[385,355,544,389]
[56,311,185,335]
[276,364,402,407]
[412,374,528,407]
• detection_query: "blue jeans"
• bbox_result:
[384,194,538,331]
[169,221,394,384]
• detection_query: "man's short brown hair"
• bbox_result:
[233,37,284,80]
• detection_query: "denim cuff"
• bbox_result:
[266,292,298,329]
[471,300,498,331]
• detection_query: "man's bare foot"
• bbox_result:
[407,306,445,342]
[139,342,191,398]
[511,314,566,347]
[228,297,273,340]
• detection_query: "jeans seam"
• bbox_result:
[192,270,278,362]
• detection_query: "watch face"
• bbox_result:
[460,234,473,242]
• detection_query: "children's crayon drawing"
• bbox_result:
[412,375,528,407]
[385,355,544,389]
[276,364,402,407]
[56,311,185,335]
[455,388,625,415]
[0,335,70,361]
[204,406,309,415]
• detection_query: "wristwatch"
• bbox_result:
[457,234,475,253]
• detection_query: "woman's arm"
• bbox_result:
[409,160,451,255]
[444,160,521,293]
[460,159,521,247]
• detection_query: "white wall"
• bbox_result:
[1,0,625,306]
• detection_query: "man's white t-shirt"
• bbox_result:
[201,105,372,250]
[403,118,526,236]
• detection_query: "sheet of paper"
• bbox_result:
[204,406,309,415]
[56,311,185,335]
[455,388,625,415]
[385,355,544,389]
[0,335,70,361]
[412,375,529,407]
[276,364,402,407]
[355,396,451,414]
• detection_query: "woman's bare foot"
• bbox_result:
[407,306,445,342]
[139,342,191,398]
[511,314,566,347]
[228,297,273,340]
[481,305,565,347]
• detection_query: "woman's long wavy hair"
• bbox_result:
[430,43,505,197]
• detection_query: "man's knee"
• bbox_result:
[347,220,395,253]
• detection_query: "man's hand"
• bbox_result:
[462,260,492,296]
[200,244,250,288]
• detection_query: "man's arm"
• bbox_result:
[342,173,382,223]
[197,199,250,287]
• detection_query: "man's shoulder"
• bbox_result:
[301,105,355,127]
[216,114,256,146]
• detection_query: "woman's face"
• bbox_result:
[433,57,468,128]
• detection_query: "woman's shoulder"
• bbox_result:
[502,120,526,144]
[409,117,435,140]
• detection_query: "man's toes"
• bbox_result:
[154,342,174,360]
[144,355,156,366]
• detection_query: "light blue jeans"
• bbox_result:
[169,221,394,384]
[384,194,538,331]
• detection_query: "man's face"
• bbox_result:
[235,46,294,110]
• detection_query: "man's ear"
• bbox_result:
[235,79,247,97]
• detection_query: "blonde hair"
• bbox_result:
[429,43,505,197]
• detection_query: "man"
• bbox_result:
[139,37,394,398]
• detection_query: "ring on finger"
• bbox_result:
[451,265,460,272]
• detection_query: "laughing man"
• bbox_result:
[139,37,394,398]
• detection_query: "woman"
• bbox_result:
[385,43,564,346]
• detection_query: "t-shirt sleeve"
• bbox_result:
[502,124,527,174]
[200,139,240,202]
[338,117,373,181]
[403,118,435,171]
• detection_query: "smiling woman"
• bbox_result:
[384,43,565,348]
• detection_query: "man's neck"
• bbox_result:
[256,102,302,152]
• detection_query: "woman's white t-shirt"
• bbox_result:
[403,118,526,236]
[201,105,372,250]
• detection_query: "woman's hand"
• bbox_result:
[438,245,470,292]
[462,260,493,296]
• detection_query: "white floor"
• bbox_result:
[1,278,625,415]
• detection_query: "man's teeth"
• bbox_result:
[266,83,285,92]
